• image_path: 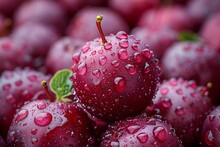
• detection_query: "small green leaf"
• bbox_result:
[50,69,72,101]
[178,31,200,42]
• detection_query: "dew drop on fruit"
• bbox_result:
[31,138,38,144]
[176,88,183,95]
[119,39,129,48]
[114,77,126,93]
[31,129,38,135]
[6,94,16,104]
[137,133,149,143]
[103,69,108,75]
[15,80,22,86]
[132,44,139,51]
[205,130,214,146]
[16,109,28,122]
[82,45,89,53]
[126,125,141,134]
[109,139,120,147]
[183,96,189,102]
[34,112,52,126]
[72,53,80,64]
[104,42,112,50]
[84,84,90,91]
[28,75,38,82]
[142,49,152,58]
[146,118,156,125]
[133,52,142,63]
[92,69,101,78]
[88,136,95,145]
[153,126,166,142]
[99,56,107,66]
[175,106,185,115]
[37,101,46,110]
[116,31,128,39]
[2,83,11,91]
[22,90,32,100]
[208,115,215,122]
[125,64,136,75]
[169,79,178,86]
[77,62,87,75]
[160,88,168,95]
[98,49,104,54]
[144,62,150,74]
[111,60,120,67]
[160,98,172,108]
[118,49,128,60]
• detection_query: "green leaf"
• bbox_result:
[50,69,73,101]
[178,31,200,42]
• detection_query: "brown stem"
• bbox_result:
[200,82,212,96]
[41,80,53,102]
[96,15,107,44]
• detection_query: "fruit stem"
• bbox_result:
[41,80,53,102]
[200,82,212,96]
[96,15,107,44]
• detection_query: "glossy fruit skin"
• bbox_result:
[146,78,213,146]
[45,37,85,74]
[66,6,129,41]
[201,106,220,147]
[0,68,50,139]
[101,115,182,147]
[7,100,96,147]
[72,31,160,122]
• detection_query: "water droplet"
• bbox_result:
[144,62,150,74]
[34,112,52,126]
[88,136,95,145]
[77,62,87,75]
[125,64,136,75]
[160,98,172,108]
[6,94,16,104]
[169,79,178,86]
[208,115,215,122]
[183,96,189,102]
[31,129,38,135]
[126,125,140,134]
[153,126,166,142]
[98,49,104,54]
[142,49,152,58]
[104,42,112,50]
[82,45,89,53]
[72,53,80,64]
[92,69,101,78]
[114,77,126,93]
[91,50,96,55]
[28,75,38,82]
[15,80,22,86]
[133,52,142,63]
[16,109,28,122]
[160,88,168,95]
[99,56,107,65]
[205,130,214,146]
[31,138,38,144]
[37,101,46,110]
[176,88,183,95]
[103,69,108,75]
[132,44,139,51]
[146,118,156,125]
[118,49,128,60]
[175,106,185,115]
[111,60,120,67]
[119,39,129,48]
[22,90,32,100]
[137,133,149,143]
[84,84,90,91]
[116,31,128,39]
[2,83,11,91]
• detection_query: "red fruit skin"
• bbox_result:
[138,6,193,32]
[146,78,213,146]
[72,31,160,122]
[7,100,96,147]
[14,0,67,33]
[66,6,129,41]
[109,0,160,27]
[0,136,6,147]
[201,106,220,147]
[45,37,85,74]
[101,116,182,147]
[131,27,177,60]
[0,68,50,139]
[0,37,31,74]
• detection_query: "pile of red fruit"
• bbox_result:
[1,0,220,146]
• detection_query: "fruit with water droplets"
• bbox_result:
[146,78,213,146]
[201,105,220,147]
[0,68,50,139]
[72,15,160,122]
[101,115,182,147]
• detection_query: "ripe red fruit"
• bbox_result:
[0,68,50,139]
[72,15,160,122]
[138,6,193,32]
[7,100,96,146]
[146,78,213,146]
[201,106,220,147]
[45,37,85,74]
[66,6,129,41]
[101,116,182,147]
